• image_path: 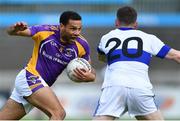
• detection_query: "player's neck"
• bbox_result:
[118,25,135,29]
[116,22,137,29]
[60,37,75,45]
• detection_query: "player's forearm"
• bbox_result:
[173,52,180,63]
[166,49,180,63]
[7,26,31,36]
[7,26,19,35]
[7,22,31,36]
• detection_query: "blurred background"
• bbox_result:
[0,0,180,120]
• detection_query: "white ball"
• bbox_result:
[66,58,91,82]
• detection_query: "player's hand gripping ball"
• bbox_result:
[66,58,91,82]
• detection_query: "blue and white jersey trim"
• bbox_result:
[107,49,152,65]
[156,45,171,58]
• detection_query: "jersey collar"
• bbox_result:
[118,27,134,30]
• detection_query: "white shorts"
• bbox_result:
[10,69,48,113]
[94,86,158,118]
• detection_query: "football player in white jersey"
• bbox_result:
[93,6,180,120]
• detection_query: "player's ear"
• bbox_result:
[60,23,65,29]
[134,22,138,29]
[115,19,120,27]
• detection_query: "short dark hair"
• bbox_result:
[59,11,81,25]
[117,6,137,25]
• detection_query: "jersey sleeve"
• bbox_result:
[28,25,56,42]
[97,36,106,55]
[29,25,46,36]
[150,35,171,58]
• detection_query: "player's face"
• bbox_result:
[60,19,82,42]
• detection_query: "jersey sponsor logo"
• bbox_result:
[55,53,62,58]
[39,39,76,65]
[42,50,68,65]
[64,48,77,57]
[59,46,64,53]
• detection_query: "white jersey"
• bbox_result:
[97,28,171,90]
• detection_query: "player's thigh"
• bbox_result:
[94,86,127,118]
[0,98,26,120]
[135,110,164,120]
[128,88,159,118]
[25,86,64,116]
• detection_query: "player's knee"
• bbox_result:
[136,110,164,120]
[58,109,66,119]
[50,108,66,120]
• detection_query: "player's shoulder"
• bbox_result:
[105,29,117,35]
[130,29,159,41]
[77,34,89,44]
[136,29,156,37]
[101,29,117,39]
[31,24,59,32]
[42,25,59,31]
[76,35,90,56]
[30,25,60,41]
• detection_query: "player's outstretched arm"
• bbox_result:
[165,49,180,63]
[7,21,31,37]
